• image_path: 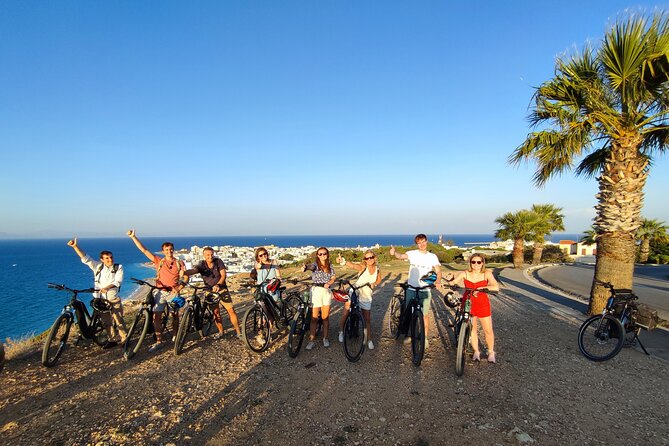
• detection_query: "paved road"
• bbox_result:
[534,263,669,320]
[498,266,669,363]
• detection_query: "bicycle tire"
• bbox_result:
[287,310,308,358]
[242,306,271,353]
[411,310,425,366]
[388,295,402,339]
[91,312,110,347]
[174,307,193,355]
[123,309,151,360]
[283,292,301,324]
[455,321,470,376]
[577,314,625,362]
[200,306,216,338]
[343,310,366,363]
[42,313,73,367]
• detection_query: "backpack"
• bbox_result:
[95,263,121,291]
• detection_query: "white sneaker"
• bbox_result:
[368,340,374,350]
[338,331,344,343]
[306,341,315,350]
[323,338,330,348]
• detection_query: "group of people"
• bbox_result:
[67,232,499,362]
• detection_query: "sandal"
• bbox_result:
[472,351,480,362]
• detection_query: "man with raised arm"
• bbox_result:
[184,246,241,339]
[67,238,128,348]
[127,229,186,352]
[389,233,442,349]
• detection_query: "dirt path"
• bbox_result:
[1,270,668,445]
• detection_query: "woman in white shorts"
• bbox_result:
[303,247,336,350]
[336,250,381,350]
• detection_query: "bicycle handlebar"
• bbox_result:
[130,278,172,291]
[595,280,636,299]
[338,279,372,290]
[47,283,98,294]
[395,282,434,291]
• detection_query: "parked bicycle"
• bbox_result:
[577,281,658,362]
[389,277,435,366]
[42,283,115,367]
[122,278,180,360]
[242,278,301,353]
[287,282,324,358]
[173,282,213,355]
[334,280,372,362]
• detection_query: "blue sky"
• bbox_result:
[1,1,668,237]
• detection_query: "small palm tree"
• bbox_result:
[529,204,565,264]
[510,13,669,314]
[580,227,598,245]
[637,218,669,262]
[494,210,537,268]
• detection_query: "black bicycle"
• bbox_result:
[337,280,372,362]
[123,278,178,360]
[390,281,434,366]
[577,281,658,362]
[242,279,301,353]
[174,282,213,355]
[287,284,324,358]
[42,283,114,367]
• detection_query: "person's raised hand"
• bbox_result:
[67,238,77,247]
[127,229,135,238]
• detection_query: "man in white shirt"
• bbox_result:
[389,233,442,348]
[67,238,128,347]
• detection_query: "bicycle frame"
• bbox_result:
[49,284,101,340]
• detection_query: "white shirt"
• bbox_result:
[406,250,439,287]
[82,255,124,298]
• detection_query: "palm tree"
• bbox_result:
[510,13,669,314]
[494,210,537,268]
[580,227,598,245]
[637,218,669,262]
[529,204,565,264]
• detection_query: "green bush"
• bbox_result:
[279,253,294,261]
[523,245,568,263]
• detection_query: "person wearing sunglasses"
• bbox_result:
[444,253,500,363]
[389,233,442,349]
[252,247,282,301]
[303,247,336,350]
[336,250,382,350]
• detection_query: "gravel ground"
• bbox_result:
[1,270,668,446]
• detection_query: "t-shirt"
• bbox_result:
[152,255,184,288]
[186,258,227,288]
[306,262,335,285]
[406,250,440,287]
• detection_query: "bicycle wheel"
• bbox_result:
[123,309,151,360]
[577,314,625,361]
[411,310,425,366]
[174,307,193,355]
[200,306,216,338]
[388,295,402,339]
[287,310,308,358]
[242,306,271,353]
[455,321,470,376]
[283,292,301,323]
[343,310,366,363]
[91,312,110,347]
[42,313,73,367]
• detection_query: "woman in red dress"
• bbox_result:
[445,253,500,363]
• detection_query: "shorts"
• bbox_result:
[311,286,332,308]
[405,288,432,314]
[358,298,372,311]
[152,289,182,313]
[205,288,233,305]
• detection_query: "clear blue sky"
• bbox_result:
[1,1,668,237]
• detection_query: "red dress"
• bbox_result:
[464,274,491,318]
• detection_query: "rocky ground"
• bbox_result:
[1,266,668,446]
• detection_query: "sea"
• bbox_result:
[0,234,580,341]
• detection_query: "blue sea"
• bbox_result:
[0,234,580,341]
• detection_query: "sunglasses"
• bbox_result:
[258,253,268,258]
[470,260,483,265]
[317,252,328,257]
[364,256,375,260]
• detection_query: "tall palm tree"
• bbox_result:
[636,218,669,262]
[529,204,565,264]
[494,210,537,268]
[510,14,669,314]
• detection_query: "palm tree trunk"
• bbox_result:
[512,238,524,269]
[639,238,651,263]
[532,242,544,265]
[589,137,647,314]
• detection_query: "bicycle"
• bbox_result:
[577,281,658,362]
[242,279,301,353]
[286,282,324,358]
[122,278,179,360]
[173,282,212,355]
[335,280,372,362]
[42,283,114,367]
[390,281,434,366]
